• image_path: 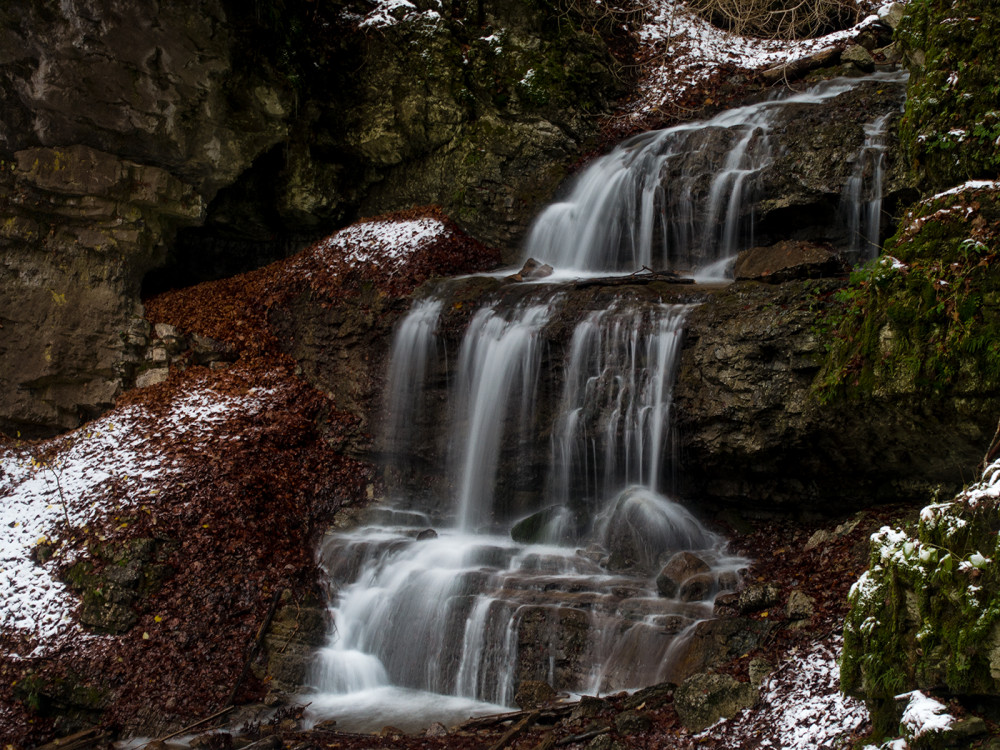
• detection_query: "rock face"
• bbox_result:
[733,241,844,283]
[673,672,758,732]
[674,278,1000,512]
[0,0,626,437]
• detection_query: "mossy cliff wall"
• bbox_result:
[837,0,1000,735]
[0,0,627,437]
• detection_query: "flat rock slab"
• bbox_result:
[734,240,845,283]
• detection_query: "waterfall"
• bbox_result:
[305,72,908,733]
[524,76,863,277]
[841,113,892,262]
[307,292,745,731]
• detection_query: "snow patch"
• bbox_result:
[698,635,868,749]
[0,385,275,656]
[899,690,954,740]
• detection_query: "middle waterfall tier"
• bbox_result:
[380,288,693,531]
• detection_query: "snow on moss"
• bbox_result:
[0,385,276,656]
[899,690,955,741]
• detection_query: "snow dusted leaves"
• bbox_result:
[698,635,867,749]
[630,0,883,119]
[311,217,447,272]
[0,385,274,655]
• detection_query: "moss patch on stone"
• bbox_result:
[898,0,1000,192]
[816,185,1000,400]
[842,467,1000,735]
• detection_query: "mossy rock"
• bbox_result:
[842,465,1000,735]
[898,0,1000,191]
[61,536,175,635]
[816,185,1000,399]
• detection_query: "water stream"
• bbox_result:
[304,72,905,732]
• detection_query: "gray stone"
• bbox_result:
[674,673,758,732]
[613,710,652,735]
[748,658,773,687]
[738,584,781,614]
[843,45,876,73]
[135,369,170,389]
[878,2,905,29]
[786,591,815,620]
[679,573,715,603]
[514,679,556,709]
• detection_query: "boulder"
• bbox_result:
[674,673,758,732]
[842,44,876,73]
[738,584,781,614]
[733,241,844,283]
[514,680,557,709]
[656,551,711,598]
[679,573,714,603]
[785,591,815,621]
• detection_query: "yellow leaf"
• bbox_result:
[142,632,150,640]
[202,524,210,529]
[154,615,162,623]
[761,611,769,618]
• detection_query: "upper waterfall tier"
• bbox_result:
[523,71,908,277]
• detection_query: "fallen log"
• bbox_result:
[486,711,539,750]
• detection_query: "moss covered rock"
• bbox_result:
[842,460,1000,734]
[817,183,1000,399]
[897,0,1000,192]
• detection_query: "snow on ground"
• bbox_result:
[699,634,868,749]
[0,384,275,656]
[629,0,886,118]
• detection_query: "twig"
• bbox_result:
[555,725,611,746]
[486,711,539,750]
[226,589,283,706]
[156,705,235,742]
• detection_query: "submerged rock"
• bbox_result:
[655,551,711,598]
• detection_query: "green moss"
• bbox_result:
[815,187,1000,401]
[898,0,1000,191]
[843,492,1000,732]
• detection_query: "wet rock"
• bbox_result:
[738,584,781,614]
[512,506,572,544]
[572,695,609,720]
[679,573,714,603]
[515,679,557,709]
[785,591,815,621]
[378,726,405,738]
[509,258,555,282]
[669,618,773,683]
[425,722,448,737]
[733,241,845,283]
[717,570,741,592]
[623,682,674,710]
[843,45,876,73]
[613,710,652,735]
[191,732,233,749]
[674,673,758,732]
[602,488,716,572]
[656,551,711,598]
[313,719,338,731]
[415,528,438,541]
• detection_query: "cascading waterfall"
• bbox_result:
[305,72,907,733]
[308,293,744,732]
[841,113,892,261]
[523,77,858,277]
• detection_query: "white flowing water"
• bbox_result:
[305,72,908,733]
[307,295,745,731]
[841,113,892,261]
[522,72,906,278]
